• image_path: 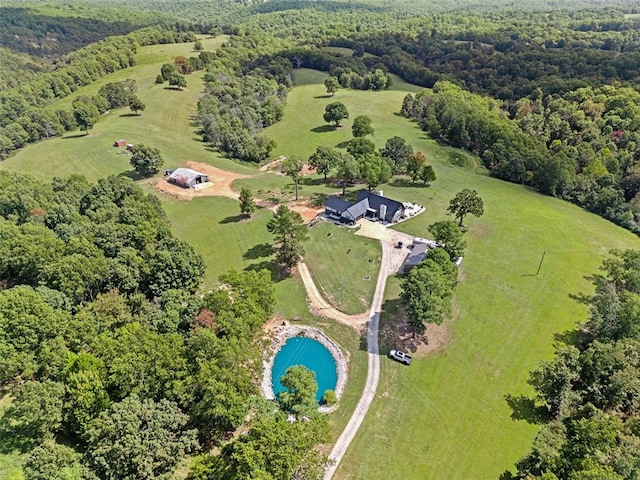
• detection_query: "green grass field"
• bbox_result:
[258,69,640,479]
[0,35,256,183]
[5,44,640,480]
[305,222,380,315]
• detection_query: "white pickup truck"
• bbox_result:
[389,349,412,365]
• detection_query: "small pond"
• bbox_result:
[271,336,338,403]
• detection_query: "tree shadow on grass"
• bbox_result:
[118,170,145,181]
[504,394,548,424]
[309,192,328,208]
[119,113,140,118]
[244,260,286,283]
[299,177,325,186]
[335,141,350,149]
[62,132,89,139]
[243,243,273,260]
[220,214,244,224]
[389,178,425,188]
[314,94,334,99]
[311,125,334,133]
[380,298,426,354]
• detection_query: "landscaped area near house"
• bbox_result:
[3,23,640,480]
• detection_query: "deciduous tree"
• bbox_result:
[323,102,349,127]
[308,146,340,180]
[168,73,187,90]
[448,189,484,226]
[419,165,437,185]
[324,76,339,96]
[278,365,318,417]
[428,220,466,261]
[130,144,163,177]
[266,205,309,272]
[359,153,391,191]
[281,155,304,201]
[84,395,198,480]
[352,115,374,138]
[381,136,413,174]
[72,102,99,133]
[128,95,145,115]
[336,153,359,195]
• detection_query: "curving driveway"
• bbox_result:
[297,219,417,479]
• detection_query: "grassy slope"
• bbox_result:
[261,69,640,479]
[4,46,640,479]
[0,36,255,182]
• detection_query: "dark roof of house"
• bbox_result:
[404,242,429,268]
[344,198,370,220]
[356,190,404,216]
[325,196,352,213]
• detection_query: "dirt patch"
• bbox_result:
[259,155,285,172]
[150,161,250,201]
[379,304,451,357]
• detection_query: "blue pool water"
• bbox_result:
[272,336,338,403]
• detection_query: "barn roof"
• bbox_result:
[168,168,208,184]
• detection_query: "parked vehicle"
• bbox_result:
[389,349,412,365]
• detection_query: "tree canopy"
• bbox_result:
[323,101,349,127]
[266,205,309,272]
[447,189,484,227]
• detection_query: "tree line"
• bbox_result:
[0,27,196,159]
[401,80,640,234]
[512,249,640,479]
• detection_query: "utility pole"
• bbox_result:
[536,250,546,276]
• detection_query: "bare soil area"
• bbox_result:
[150,161,249,200]
[151,161,324,222]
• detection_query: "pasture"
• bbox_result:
[4,40,640,480]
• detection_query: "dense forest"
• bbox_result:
[2,1,640,478]
[0,172,329,479]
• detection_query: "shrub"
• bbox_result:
[323,390,337,406]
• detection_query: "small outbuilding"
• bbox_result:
[401,242,429,274]
[114,139,126,147]
[167,168,209,189]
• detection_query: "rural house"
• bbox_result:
[325,190,405,224]
[167,168,210,189]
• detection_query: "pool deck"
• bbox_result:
[261,324,347,412]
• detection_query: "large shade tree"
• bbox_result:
[323,102,349,127]
[447,189,484,227]
[84,395,198,480]
[278,365,318,417]
[130,144,164,177]
[380,136,413,174]
[308,146,341,180]
[352,115,374,138]
[266,205,309,272]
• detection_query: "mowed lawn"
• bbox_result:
[305,221,381,315]
[6,50,640,480]
[260,69,640,478]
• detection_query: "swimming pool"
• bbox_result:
[271,336,338,403]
